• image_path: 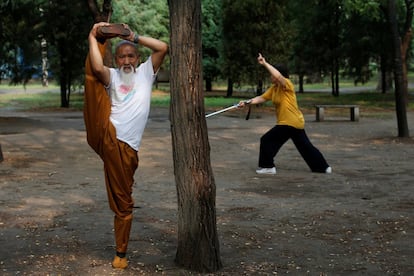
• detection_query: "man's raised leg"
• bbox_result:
[83,41,112,156]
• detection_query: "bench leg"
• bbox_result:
[350,107,359,121]
[316,107,324,121]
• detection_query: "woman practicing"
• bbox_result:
[239,53,332,175]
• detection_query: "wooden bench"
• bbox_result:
[315,105,359,122]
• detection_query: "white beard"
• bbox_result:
[119,65,135,87]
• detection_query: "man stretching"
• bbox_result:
[84,22,168,269]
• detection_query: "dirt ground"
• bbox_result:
[0,104,413,275]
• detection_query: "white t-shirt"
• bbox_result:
[108,57,156,151]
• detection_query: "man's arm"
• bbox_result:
[136,36,168,73]
[88,22,168,81]
[88,22,111,86]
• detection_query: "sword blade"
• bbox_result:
[205,104,239,118]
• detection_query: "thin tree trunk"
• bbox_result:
[60,80,68,108]
[205,77,212,92]
[257,80,263,95]
[401,0,413,104]
[330,69,337,96]
[41,37,49,87]
[388,0,410,137]
[400,27,412,105]
[226,78,233,97]
[379,56,387,93]
[335,58,339,96]
[298,73,304,93]
[168,0,222,272]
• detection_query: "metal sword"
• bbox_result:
[205,100,251,118]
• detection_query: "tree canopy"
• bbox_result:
[1,0,413,102]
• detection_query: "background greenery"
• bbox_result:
[1,86,412,114]
[1,1,412,95]
[0,0,413,126]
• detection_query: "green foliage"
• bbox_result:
[0,0,44,83]
[202,0,223,82]
[0,0,93,107]
[343,0,383,19]
[288,0,413,90]
[112,0,169,64]
[341,4,391,84]
[222,0,293,85]
[42,1,92,81]
[1,0,413,107]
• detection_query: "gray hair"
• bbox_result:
[115,40,139,55]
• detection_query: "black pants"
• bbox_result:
[258,125,329,173]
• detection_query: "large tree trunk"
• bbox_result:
[168,0,222,273]
[388,0,410,137]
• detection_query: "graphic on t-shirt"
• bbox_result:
[115,66,136,102]
[119,84,133,94]
[114,82,135,102]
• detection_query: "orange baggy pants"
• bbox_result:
[84,41,138,254]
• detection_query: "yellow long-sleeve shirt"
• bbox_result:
[261,79,305,129]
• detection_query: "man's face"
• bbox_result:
[115,44,139,73]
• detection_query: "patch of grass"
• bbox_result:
[0,92,59,109]
[0,83,59,89]
[1,87,412,114]
[67,93,84,110]
[0,91,84,111]
[204,96,241,107]
[151,90,171,106]
[152,90,248,108]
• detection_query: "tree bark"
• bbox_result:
[256,80,263,95]
[205,77,212,92]
[41,37,49,87]
[168,0,222,272]
[59,41,69,108]
[388,0,410,137]
[330,68,339,97]
[86,0,113,66]
[378,55,393,94]
[226,78,233,97]
[298,73,304,93]
[335,58,340,96]
[401,0,414,103]
[400,27,412,104]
